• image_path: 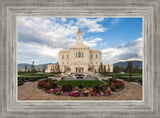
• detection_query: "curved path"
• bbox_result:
[18,81,142,100]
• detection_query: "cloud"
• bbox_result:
[84,38,103,47]
[18,17,77,49]
[17,17,110,64]
[18,42,62,61]
[110,18,121,25]
[100,42,107,46]
[102,38,143,64]
[76,18,108,33]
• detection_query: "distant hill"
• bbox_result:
[113,61,142,68]
[18,63,56,71]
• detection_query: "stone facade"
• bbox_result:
[45,64,59,73]
[57,29,113,73]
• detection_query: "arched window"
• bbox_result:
[78,52,81,57]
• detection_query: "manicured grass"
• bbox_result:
[18,73,54,77]
[104,73,142,79]
[56,80,104,87]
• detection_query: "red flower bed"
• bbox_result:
[108,78,125,91]
[37,79,112,97]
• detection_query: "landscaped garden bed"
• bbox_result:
[37,78,125,97]
[102,78,125,91]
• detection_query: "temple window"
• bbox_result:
[91,54,93,58]
[78,52,81,57]
[67,55,69,59]
[62,55,64,59]
[96,54,97,58]
[82,52,83,57]
[76,52,77,57]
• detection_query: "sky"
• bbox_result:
[17,17,143,65]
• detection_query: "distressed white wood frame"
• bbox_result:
[0,0,160,118]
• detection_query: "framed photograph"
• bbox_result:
[17,17,142,100]
[0,0,160,118]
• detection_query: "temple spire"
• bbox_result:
[77,29,83,43]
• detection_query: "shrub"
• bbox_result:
[101,84,108,89]
[93,85,101,93]
[37,80,51,90]
[62,84,73,92]
[50,82,57,89]
[44,84,51,90]
[107,80,112,86]
[110,85,116,91]
[109,78,118,83]
[18,80,24,86]
[101,84,108,93]
[78,83,84,89]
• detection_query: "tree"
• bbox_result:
[50,67,53,73]
[43,64,46,73]
[119,67,125,72]
[25,66,27,72]
[107,64,110,72]
[128,61,133,80]
[56,63,60,73]
[99,62,103,73]
[113,65,119,74]
[52,66,55,73]
[134,65,139,73]
[31,61,35,77]
[104,65,106,73]
[95,69,97,73]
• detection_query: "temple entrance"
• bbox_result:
[76,67,84,73]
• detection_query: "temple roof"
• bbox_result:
[77,29,82,34]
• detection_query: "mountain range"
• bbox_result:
[18,60,142,71]
[113,61,142,68]
[18,63,56,71]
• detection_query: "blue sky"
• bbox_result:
[17,17,142,65]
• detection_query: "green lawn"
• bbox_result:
[56,80,104,87]
[104,73,142,79]
[18,73,55,79]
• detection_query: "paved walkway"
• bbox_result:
[18,81,142,100]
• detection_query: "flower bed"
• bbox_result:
[102,78,125,91]
[37,79,112,97]
[45,87,112,97]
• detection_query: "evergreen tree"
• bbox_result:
[25,66,27,72]
[128,61,133,80]
[107,64,110,72]
[104,65,106,73]
[113,65,119,74]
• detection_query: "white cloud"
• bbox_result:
[17,17,78,49]
[100,42,107,46]
[76,18,108,33]
[102,38,143,64]
[17,17,109,64]
[84,38,103,47]
[18,42,62,60]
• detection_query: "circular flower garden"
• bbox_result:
[37,78,125,97]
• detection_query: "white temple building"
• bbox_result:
[45,29,113,73]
